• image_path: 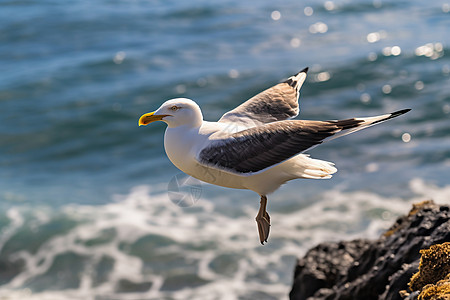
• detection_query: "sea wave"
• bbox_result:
[0,178,447,299]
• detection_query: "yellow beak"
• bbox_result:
[138,111,170,126]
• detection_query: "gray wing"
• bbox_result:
[198,118,365,174]
[218,68,309,128]
[200,109,410,174]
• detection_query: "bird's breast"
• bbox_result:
[163,127,202,173]
[163,126,248,190]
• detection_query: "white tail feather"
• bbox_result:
[290,155,337,180]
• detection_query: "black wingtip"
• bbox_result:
[390,108,411,118]
[300,67,309,74]
[369,108,411,126]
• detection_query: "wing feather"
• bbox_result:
[218,68,308,128]
[199,118,362,174]
[199,109,410,174]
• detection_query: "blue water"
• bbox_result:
[1,0,449,299]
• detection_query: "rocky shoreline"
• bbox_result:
[289,200,450,300]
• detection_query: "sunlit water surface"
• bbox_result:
[0,0,449,299]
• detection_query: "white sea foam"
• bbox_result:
[0,179,447,300]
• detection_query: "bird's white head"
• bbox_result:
[138,98,203,128]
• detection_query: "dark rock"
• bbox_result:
[290,240,372,299]
[382,261,420,300]
[289,200,450,300]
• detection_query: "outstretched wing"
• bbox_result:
[218,68,309,128]
[199,109,410,174]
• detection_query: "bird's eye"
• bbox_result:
[170,106,179,111]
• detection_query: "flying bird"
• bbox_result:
[138,67,410,244]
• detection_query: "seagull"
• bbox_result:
[138,67,410,245]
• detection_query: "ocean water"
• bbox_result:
[0,0,449,299]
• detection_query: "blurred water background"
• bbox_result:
[1,0,449,299]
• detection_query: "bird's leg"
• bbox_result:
[255,195,271,245]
